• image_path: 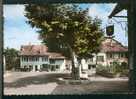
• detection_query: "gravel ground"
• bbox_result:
[4,83,58,95]
[4,72,69,95]
[52,81,130,94]
[4,72,130,95]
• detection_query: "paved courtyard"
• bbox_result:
[4,71,130,95]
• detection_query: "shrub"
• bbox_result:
[96,61,129,77]
[109,61,128,74]
[96,64,110,73]
[121,62,128,69]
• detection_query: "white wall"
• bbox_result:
[57,59,66,70]
[87,52,128,66]
[87,53,107,66]
[20,56,66,71]
[20,56,49,68]
[50,59,66,71]
[81,59,88,70]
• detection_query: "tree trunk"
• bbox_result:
[67,44,80,80]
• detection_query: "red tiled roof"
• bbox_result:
[100,37,128,52]
[20,37,127,57]
[20,45,65,59]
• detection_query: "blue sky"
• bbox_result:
[4,4,128,50]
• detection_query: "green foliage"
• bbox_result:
[4,48,20,70]
[121,62,128,69]
[110,61,121,73]
[96,64,110,73]
[25,4,104,79]
[110,61,128,74]
[96,61,129,77]
[25,4,104,58]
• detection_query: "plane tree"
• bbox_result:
[25,4,104,79]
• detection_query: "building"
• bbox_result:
[19,37,128,73]
[20,45,71,72]
[86,37,128,71]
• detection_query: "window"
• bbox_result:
[27,57,39,62]
[125,53,128,58]
[110,54,113,58]
[88,58,93,62]
[88,65,96,69]
[22,57,24,61]
[24,65,27,68]
[119,53,125,58]
[42,56,48,62]
[97,56,104,62]
[23,57,28,62]
[29,57,33,61]
[107,53,115,59]
[29,65,33,70]
[88,65,91,69]
[33,57,35,61]
[121,53,124,58]
[56,65,60,69]
[29,57,31,61]
[50,59,55,64]
[35,57,39,61]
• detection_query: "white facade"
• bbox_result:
[50,59,66,71]
[20,56,67,72]
[86,52,128,67]
[81,59,88,70]
[87,53,107,66]
[80,52,128,76]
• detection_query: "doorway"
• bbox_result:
[35,65,38,71]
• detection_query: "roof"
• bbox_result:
[20,45,65,59]
[20,37,127,57]
[100,37,128,53]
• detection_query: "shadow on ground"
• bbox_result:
[4,73,70,88]
[4,73,131,94]
[51,81,131,94]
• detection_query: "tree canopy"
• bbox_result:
[4,48,20,70]
[25,4,104,79]
[25,4,104,58]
